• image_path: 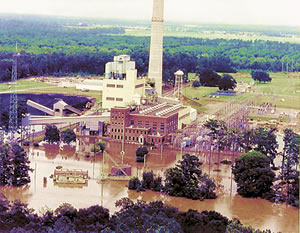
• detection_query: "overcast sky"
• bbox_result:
[1,0,299,26]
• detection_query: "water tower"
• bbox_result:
[174,70,184,99]
[148,0,164,97]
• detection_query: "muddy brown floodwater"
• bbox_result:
[0,139,298,233]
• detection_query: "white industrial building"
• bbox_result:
[102,55,145,110]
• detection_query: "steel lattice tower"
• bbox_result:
[9,50,19,134]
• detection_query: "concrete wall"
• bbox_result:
[102,69,145,109]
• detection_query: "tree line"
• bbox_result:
[0,193,271,232]
[0,18,300,83]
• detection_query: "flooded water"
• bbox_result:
[0,138,298,233]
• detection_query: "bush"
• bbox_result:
[128,177,141,190]
[136,146,148,162]
[61,128,76,145]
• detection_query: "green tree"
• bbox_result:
[164,154,216,200]
[232,151,275,198]
[96,141,105,153]
[251,71,272,83]
[199,69,221,87]
[11,145,32,186]
[44,125,60,144]
[0,98,28,132]
[0,145,14,185]
[252,127,278,167]
[61,129,76,145]
[0,144,32,186]
[136,146,148,162]
[218,74,237,90]
[281,129,299,207]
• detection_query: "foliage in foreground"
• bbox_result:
[0,194,271,233]
[129,154,216,201]
[0,144,32,186]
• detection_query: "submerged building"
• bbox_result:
[102,55,145,110]
[109,102,195,145]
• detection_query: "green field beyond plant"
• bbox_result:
[0,72,298,113]
[183,72,300,112]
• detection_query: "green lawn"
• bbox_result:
[0,79,55,92]
[183,72,300,112]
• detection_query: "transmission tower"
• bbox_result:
[9,44,20,135]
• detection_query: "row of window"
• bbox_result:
[130,120,165,133]
[111,134,163,144]
[111,128,148,135]
[106,84,124,88]
[106,97,123,101]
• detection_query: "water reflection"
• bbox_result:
[0,137,298,233]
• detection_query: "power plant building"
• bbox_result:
[109,102,195,145]
[102,55,145,110]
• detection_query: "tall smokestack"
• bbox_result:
[148,0,164,97]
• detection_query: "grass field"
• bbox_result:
[183,72,300,112]
[125,28,300,44]
[1,72,298,113]
[0,79,55,92]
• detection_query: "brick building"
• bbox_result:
[110,103,185,145]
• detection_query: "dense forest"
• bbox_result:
[0,14,299,82]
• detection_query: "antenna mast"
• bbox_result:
[9,42,19,136]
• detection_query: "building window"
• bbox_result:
[132,137,135,141]
[135,84,144,88]
[160,123,165,133]
[131,120,134,126]
[138,121,142,127]
[106,84,115,88]
[145,121,149,128]
[116,98,123,101]
[129,136,131,140]
[153,122,157,133]
[106,97,115,101]
[117,84,124,88]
